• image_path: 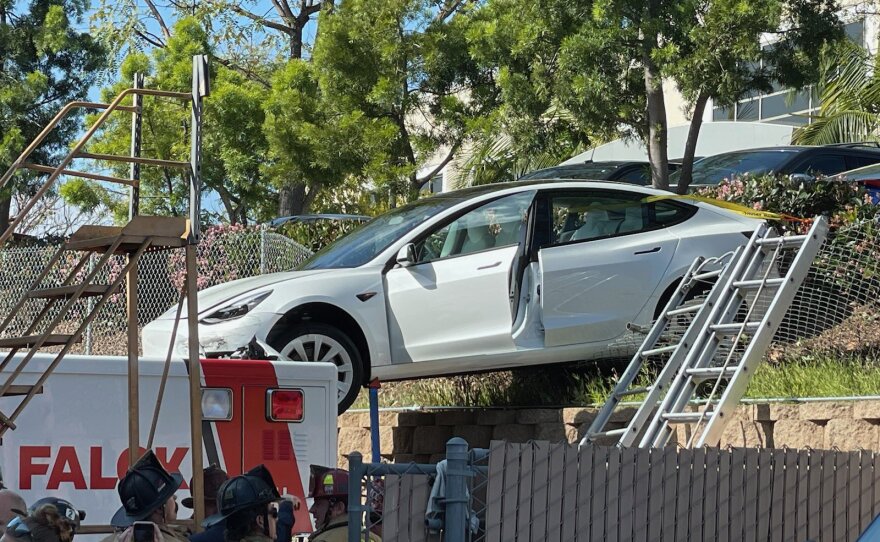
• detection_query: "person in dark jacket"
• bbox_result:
[203,465,280,542]
[186,465,228,542]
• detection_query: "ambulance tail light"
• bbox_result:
[267,389,304,422]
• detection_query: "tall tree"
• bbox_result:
[0,0,105,237]
[64,18,276,225]
[312,0,497,201]
[469,0,842,192]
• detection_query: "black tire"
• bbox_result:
[271,323,364,414]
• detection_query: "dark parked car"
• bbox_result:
[675,143,880,189]
[519,161,681,186]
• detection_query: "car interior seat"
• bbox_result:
[571,208,611,241]
[618,204,644,234]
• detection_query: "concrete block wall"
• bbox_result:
[337,400,880,465]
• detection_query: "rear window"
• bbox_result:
[675,150,798,185]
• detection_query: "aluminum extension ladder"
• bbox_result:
[580,216,829,449]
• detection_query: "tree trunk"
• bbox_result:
[278,182,310,216]
[0,196,10,243]
[643,55,669,191]
[676,92,710,195]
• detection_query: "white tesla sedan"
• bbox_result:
[142,181,762,412]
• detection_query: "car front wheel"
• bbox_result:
[273,323,363,414]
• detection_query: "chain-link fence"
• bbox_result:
[347,438,490,542]
[0,227,313,355]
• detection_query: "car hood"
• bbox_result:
[162,269,333,319]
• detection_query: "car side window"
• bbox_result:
[651,201,691,226]
[791,154,848,176]
[617,166,651,185]
[548,193,645,245]
[413,192,533,263]
[846,155,880,170]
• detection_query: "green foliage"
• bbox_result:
[696,174,876,230]
[793,42,880,145]
[274,220,366,253]
[0,0,106,226]
[313,0,497,199]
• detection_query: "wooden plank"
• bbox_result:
[716,448,731,542]
[576,445,594,540]
[860,451,874,534]
[661,446,678,542]
[398,474,413,542]
[703,448,719,542]
[820,450,836,542]
[688,448,706,542]
[560,443,579,542]
[500,443,521,542]
[605,447,621,542]
[849,451,862,542]
[807,450,822,542]
[769,450,786,542]
[782,447,799,542]
[590,446,607,541]
[632,448,651,542]
[795,449,810,542]
[874,451,880,519]
[384,475,401,542]
[409,476,432,542]
[727,447,745,542]
[675,448,692,542]
[618,447,637,542]
[516,443,535,540]
[754,449,774,541]
[531,441,551,540]
[743,449,760,542]
[485,441,506,542]
[834,451,848,542]
[648,448,665,540]
[545,442,566,542]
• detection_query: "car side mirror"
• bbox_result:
[396,243,416,267]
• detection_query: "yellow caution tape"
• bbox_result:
[643,194,786,221]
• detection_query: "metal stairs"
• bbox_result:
[581,216,829,449]
[0,58,208,440]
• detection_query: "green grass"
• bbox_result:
[348,356,880,410]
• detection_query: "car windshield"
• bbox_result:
[520,163,623,180]
[672,150,798,186]
[299,196,469,269]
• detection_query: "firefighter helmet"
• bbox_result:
[111,450,183,528]
[28,497,86,529]
[203,464,280,528]
[308,466,349,500]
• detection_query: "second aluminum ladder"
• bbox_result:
[581,216,829,448]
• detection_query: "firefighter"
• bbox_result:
[3,498,86,542]
[203,465,280,542]
[106,450,189,542]
[307,466,380,542]
[184,466,229,542]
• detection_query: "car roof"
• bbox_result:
[270,214,372,226]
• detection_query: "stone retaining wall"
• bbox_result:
[336,400,880,465]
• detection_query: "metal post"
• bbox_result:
[129,73,143,220]
[368,379,381,463]
[260,228,267,275]
[190,55,209,241]
[185,243,204,531]
[444,437,469,542]
[84,254,95,355]
[348,452,365,542]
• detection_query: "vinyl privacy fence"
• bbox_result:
[485,441,879,542]
[351,439,880,542]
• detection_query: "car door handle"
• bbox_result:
[478,261,502,270]
[634,246,661,255]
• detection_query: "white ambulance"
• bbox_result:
[0,354,338,534]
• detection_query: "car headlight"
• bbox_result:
[201,291,273,325]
